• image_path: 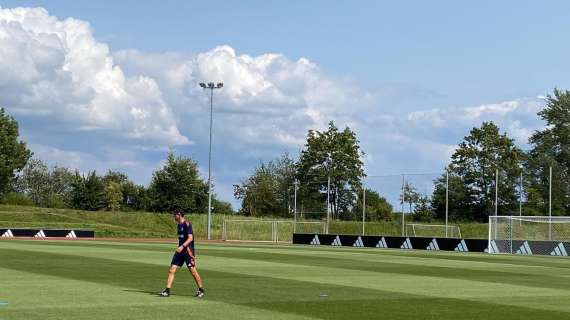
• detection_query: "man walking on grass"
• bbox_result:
[160,211,205,298]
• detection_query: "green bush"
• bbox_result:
[1,192,34,206]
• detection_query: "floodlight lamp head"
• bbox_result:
[199,83,206,88]
[208,82,215,88]
[216,83,224,88]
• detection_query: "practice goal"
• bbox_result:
[405,223,462,238]
[222,219,326,243]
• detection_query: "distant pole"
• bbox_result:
[199,82,223,240]
[445,170,449,238]
[549,166,552,240]
[294,179,298,233]
[401,174,405,237]
[327,176,331,234]
[362,184,366,236]
[519,172,523,218]
[495,169,499,217]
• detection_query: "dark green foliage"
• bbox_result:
[234,153,295,217]
[0,108,32,199]
[432,122,523,221]
[69,171,106,211]
[296,121,365,220]
[352,189,393,221]
[526,89,570,215]
[147,152,208,213]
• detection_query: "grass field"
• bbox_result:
[2,240,570,319]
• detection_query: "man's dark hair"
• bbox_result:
[174,210,185,217]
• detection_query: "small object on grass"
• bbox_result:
[0,301,8,307]
[319,293,329,298]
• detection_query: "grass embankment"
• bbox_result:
[0,205,489,240]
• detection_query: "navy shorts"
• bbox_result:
[171,249,195,268]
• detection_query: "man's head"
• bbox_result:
[173,210,185,223]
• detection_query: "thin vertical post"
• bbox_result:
[207,88,214,240]
[549,166,552,240]
[401,174,405,237]
[362,184,366,235]
[326,176,330,234]
[293,179,298,233]
[445,170,449,238]
[509,215,513,254]
[519,172,523,218]
[495,169,499,216]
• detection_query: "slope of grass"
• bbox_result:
[1,240,570,320]
[0,205,489,239]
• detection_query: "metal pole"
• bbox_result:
[549,166,552,240]
[327,176,330,234]
[495,169,498,216]
[519,172,523,218]
[445,170,449,238]
[362,184,366,235]
[294,180,297,233]
[401,174,405,237]
[207,87,214,240]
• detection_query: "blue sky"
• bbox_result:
[0,1,567,208]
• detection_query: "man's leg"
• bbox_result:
[167,265,178,288]
[160,265,178,296]
[189,266,203,288]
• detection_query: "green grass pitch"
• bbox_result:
[1,240,570,319]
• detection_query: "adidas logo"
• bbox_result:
[34,230,46,238]
[551,243,568,256]
[487,240,499,254]
[353,236,364,247]
[516,241,532,255]
[426,238,439,250]
[66,231,77,239]
[310,235,320,245]
[375,237,388,248]
[400,238,412,250]
[331,236,342,246]
[455,239,469,252]
[1,229,14,238]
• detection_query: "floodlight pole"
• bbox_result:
[200,82,223,240]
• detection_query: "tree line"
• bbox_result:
[0,108,232,214]
[2,88,570,221]
[234,89,570,222]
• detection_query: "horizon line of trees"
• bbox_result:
[2,88,570,221]
[0,107,232,214]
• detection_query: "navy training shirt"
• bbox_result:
[177,221,195,253]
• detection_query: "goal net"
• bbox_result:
[489,216,570,255]
[222,220,275,242]
[222,219,326,243]
[405,224,462,238]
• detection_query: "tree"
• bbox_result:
[296,121,365,220]
[147,152,208,213]
[412,196,434,222]
[432,122,523,221]
[526,89,570,215]
[105,181,123,211]
[15,158,74,208]
[0,108,32,198]
[69,171,106,211]
[234,153,295,217]
[353,189,393,221]
[400,181,421,214]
